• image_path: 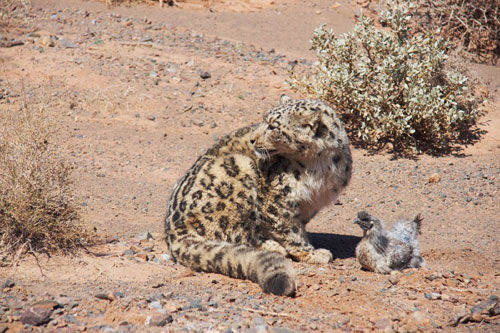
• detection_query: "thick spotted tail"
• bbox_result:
[167,235,296,296]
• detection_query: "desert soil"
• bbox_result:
[1,0,499,332]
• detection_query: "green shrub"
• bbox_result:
[0,103,93,263]
[289,0,485,154]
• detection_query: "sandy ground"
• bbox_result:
[0,0,499,331]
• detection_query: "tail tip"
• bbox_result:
[262,272,296,297]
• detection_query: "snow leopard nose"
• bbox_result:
[250,139,256,145]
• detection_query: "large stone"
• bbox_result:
[20,306,53,326]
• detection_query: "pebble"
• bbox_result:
[135,231,153,241]
[62,314,81,325]
[149,314,173,327]
[159,253,172,262]
[192,119,204,127]
[428,173,441,183]
[199,71,211,79]
[140,36,153,43]
[188,298,204,311]
[68,301,79,309]
[114,291,125,299]
[2,279,15,288]
[424,292,442,300]
[135,253,149,261]
[333,316,350,328]
[60,38,79,48]
[375,317,392,330]
[33,300,61,310]
[95,293,114,301]
[149,300,166,314]
[123,249,135,256]
[388,272,400,285]
[405,311,431,331]
[36,35,54,48]
[471,295,499,319]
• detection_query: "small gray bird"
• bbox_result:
[354,211,425,274]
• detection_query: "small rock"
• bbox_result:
[148,71,158,78]
[405,311,431,331]
[424,292,442,300]
[158,253,171,263]
[36,35,54,48]
[425,273,441,281]
[136,231,153,241]
[388,272,400,285]
[135,253,149,261]
[140,36,153,43]
[269,328,293,333]
[68,301,79,309]
[199,71,211,79]
[122,249,135,256]
[428,173,441,183]
[114,291,125,299]
[32,300,61,310]
[149,301,166,314]
[55,296,71,307]
[192,119,204,127]
[62,314,81,325]
[188,299,203,311]
[2,279,15,288]
[147,115,156,121]
[333,316,350,328]
[375,317,392,330]
[60,38,79,48]
[149,314,173,327]
[471,295,499,318]
[152,282,165,288]
[95,293,114,301]
[20,306,52,326]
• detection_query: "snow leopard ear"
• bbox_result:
[279,94,291,104]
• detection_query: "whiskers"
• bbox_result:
[255,147,271,161]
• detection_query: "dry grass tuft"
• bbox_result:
[0,97,95,264]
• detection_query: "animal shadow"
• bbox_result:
[309,232,361,259]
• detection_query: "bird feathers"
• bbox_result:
[354,211,425,274]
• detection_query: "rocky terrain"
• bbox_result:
[0,0,499,331]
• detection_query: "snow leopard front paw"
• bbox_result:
[305,248,333,264]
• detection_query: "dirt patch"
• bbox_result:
[0,0,499,331]
[172,0,278,12]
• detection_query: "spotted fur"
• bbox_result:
[165,96,352,295]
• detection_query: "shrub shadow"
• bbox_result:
[308,232,361,259]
